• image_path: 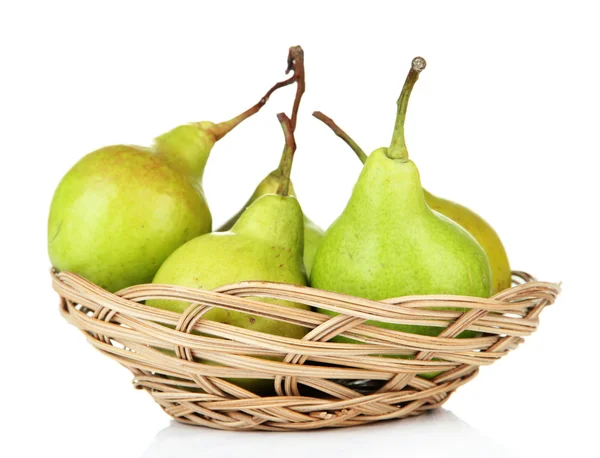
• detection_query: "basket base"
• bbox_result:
[135,371,476,431]
[166,394,454,431]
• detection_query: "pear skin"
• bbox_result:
[424,190,511,294]
[48,144,211,292]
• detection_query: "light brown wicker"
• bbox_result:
[53,269,559,431]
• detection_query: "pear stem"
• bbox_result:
[276,46,304,175]
[388,56,427,160]
[276,113,296,197]
[209,47,305,141]
[313,111,367,164]
[288,46,305,131]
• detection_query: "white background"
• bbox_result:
[1,1,598,457]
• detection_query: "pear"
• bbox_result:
[217,158,324,278]
[310,57,492,340]
[423,191,511,293]
[218,45,324,277]
[313,109,511,295]
[48,56,299,293]
[149,113,309,392]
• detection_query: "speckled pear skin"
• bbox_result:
[310,148,492,338]
[424,190,511,294]
[48,144,212,293]
[218,170,324,277]
[149,193,310,392]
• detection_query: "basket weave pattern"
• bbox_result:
[53,270,559,431]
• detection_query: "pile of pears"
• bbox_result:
[49,48,512,393]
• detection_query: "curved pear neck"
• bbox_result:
[154,122,218,183]
[245,169,297,209]
[349,148,430,215]
[216,169,296,232]
[232,194,303,250]
[388,57,426,161]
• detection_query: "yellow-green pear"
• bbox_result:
[149,114,309,393]
[217,158,324,277]
[310,58,492,341]
[218,45,323,277]
[313,107,511,296]
[48,70,294,292]
[423,190,511,293]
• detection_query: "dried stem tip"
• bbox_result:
[412,57,427,72]
[287,46,305,131]
[209,47,305,141]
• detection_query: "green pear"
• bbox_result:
[149,113,309,393]
[217,158,324,277]
[48,144,211,293]
[217,44,323,276]
[423,190,511,294]
[314,111,511,295]
[310,58,492,341]
[48,73,294,293]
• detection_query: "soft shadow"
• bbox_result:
[142,409,519,458]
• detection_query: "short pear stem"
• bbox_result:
[388,57,427,160]
[276,113,296,197]
[209,47,305,141]
[313,111,367,164]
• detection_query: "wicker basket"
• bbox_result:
[53,270,559,431]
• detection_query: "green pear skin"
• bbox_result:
[218,170,324,277]
[48,144,212,292]
[310,148,492,337]
[150,193,310,392]
[423,190,511,294]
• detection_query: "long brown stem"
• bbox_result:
[209,48,305,141]
[276,113,296,197]
[313,111,368,164]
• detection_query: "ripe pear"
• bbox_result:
[48,70,294,293]
[310,58,492,340]
[149,114,309,393]
[218,45,323,276]
[217,162,324,277]
[423,190,511,293]
[314,110,511,296]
